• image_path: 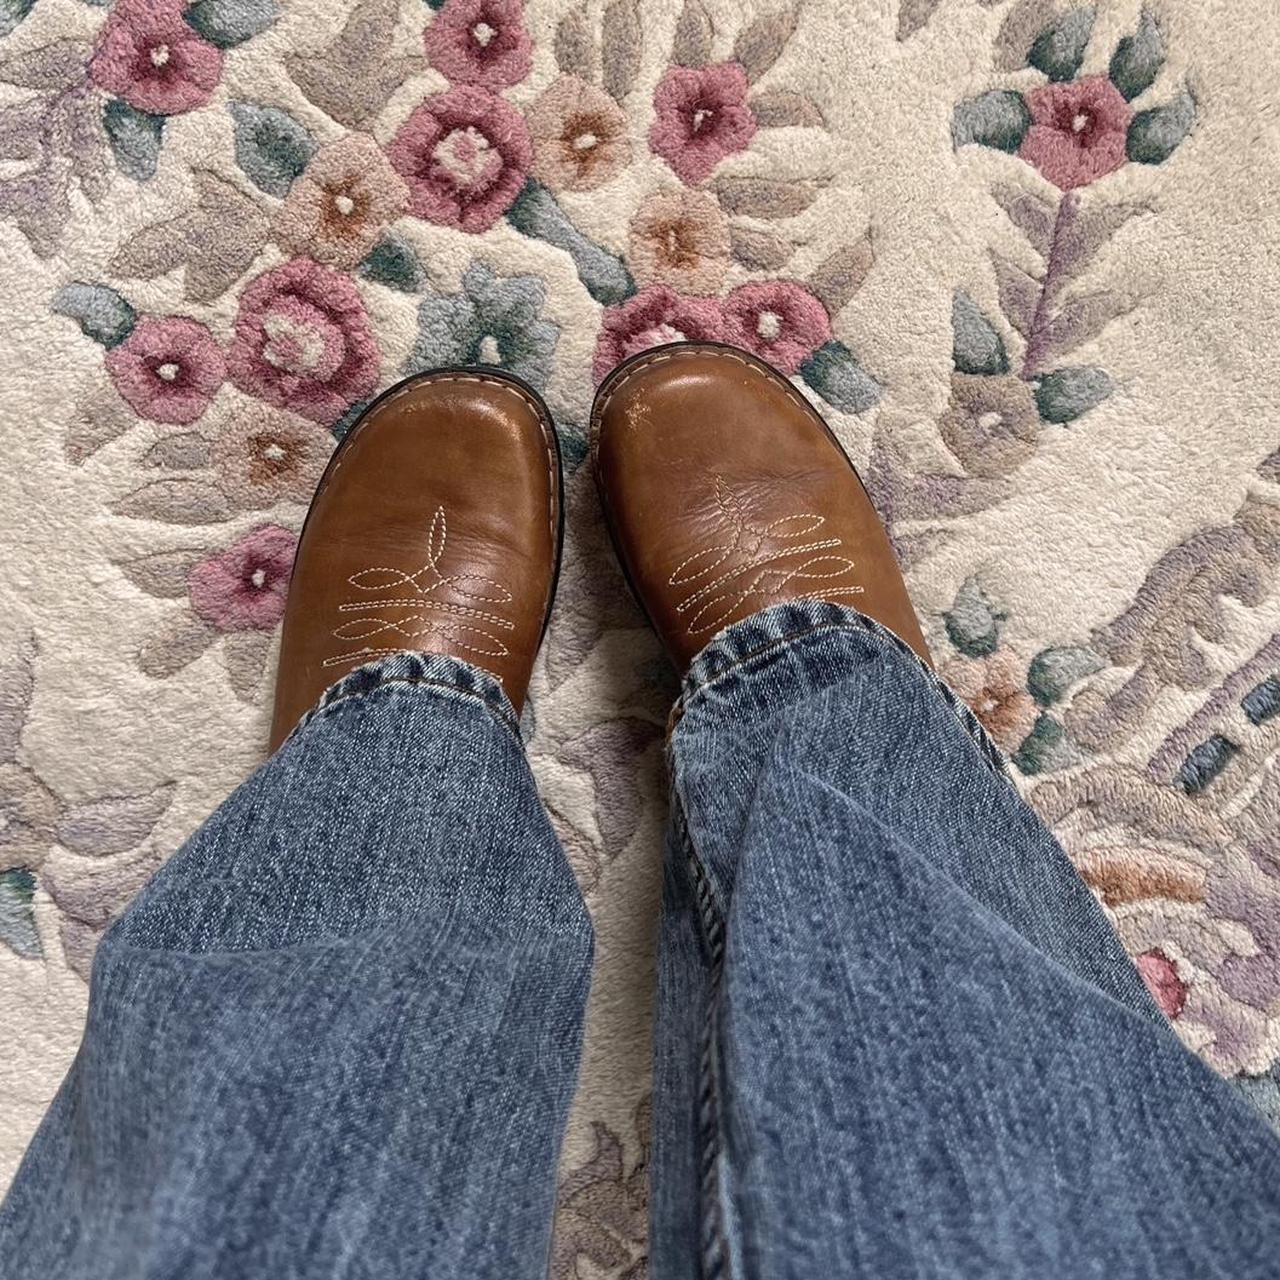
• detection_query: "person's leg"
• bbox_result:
[0,652,592,1280]
[659,602,1280,1279]
[590,343,1280,1278]
[1,367,582,1279]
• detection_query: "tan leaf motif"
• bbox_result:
[0,39,92,91]
[66,382,138,464]
[222,630,272,702]
[991,182,1055,257]
[56,783,176,857]
[286,0,421,129]
[733,6,797,81]
[994,0,1058,73]
[991,251,1041,340]
[672,0,715,66]
[0,634,36,764]
[109,171,269,304]
[710,176,819,218]
[142,433,213,470]
[118,549,205,599]
[139,613,218,678]
[748,87,824,127]
[897,0,943,40]
[554,3,594,79]
[601,0,642,101]
[807,234,874,315]
[45,845,164,930]
[113,478,233,526]
[729,223,794,269]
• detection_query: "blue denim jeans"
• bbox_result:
[3,602,1279,1278]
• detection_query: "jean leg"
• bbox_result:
[0,652,593,1280]
[652,602,1280,1280]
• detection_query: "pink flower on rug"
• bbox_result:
[526,75,632,192]
[721,282,831,374]
[275,135,410,269]
[1135,949,1188,1020]
[629,188,730,295]
[188,525,296,632]
[90,0,223,117]
[592,286,725,383]
[388,87,532,232]
[105,316,226,425]
[228,259,379,424]
[424,0,532,90]
[1019,76,1132,190]
[648,62,757,186]
[942,651,1039,751]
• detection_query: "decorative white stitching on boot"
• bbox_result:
[669,476,863,638]
[323,505,515,667]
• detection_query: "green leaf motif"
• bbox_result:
[1028,7,1094,83]
[230,102,315,197]
[799,340,882,415]
[52,282,137,348]
[358,235,425,293]
[952,293,1009,376]
[952,90,1032,153]
[1035,366,1113,423]
[103,99,164,182]
[0,0,35,36]
[1027,646,1104,705]
[1109,10,1164,102]
[1012,713,1081,774]
[944,579,1006,657]
[1127,91,1195,165]
[0,868,41,960]
[507,180,635,306]
[185,0,280,47]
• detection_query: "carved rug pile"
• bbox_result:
[1,0,1277,1270]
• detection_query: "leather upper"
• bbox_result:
[269,370,561,750]
[590,343,930,672]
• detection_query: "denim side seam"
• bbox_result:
[671,796,733,1280]
[292,651,522,745]
[675,602,1010,782]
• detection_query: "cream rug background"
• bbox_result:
[1,0,1278,1270]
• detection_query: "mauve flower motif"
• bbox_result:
[188,524,296,632]
[105,316,226,426]
[526,75,632,192]
[943,651,1039,751]
[649,62,757,186]
[424,0,532,90]
[592,285,725,383]
[388,86,532,233]
[1019,75,1132,191]
[720,281,831,374]
[211,408,333,509]
[228,258,379,424]
[89,0,223,117]
[938,373,1040,479]
[275,135,411,270]
[629,188,730,296]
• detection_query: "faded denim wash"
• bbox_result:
[3,601,1279,1280]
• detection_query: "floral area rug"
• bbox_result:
[2,0,1279,1268]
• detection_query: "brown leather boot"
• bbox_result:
[269,369,562,751]
[590,342,929,673]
